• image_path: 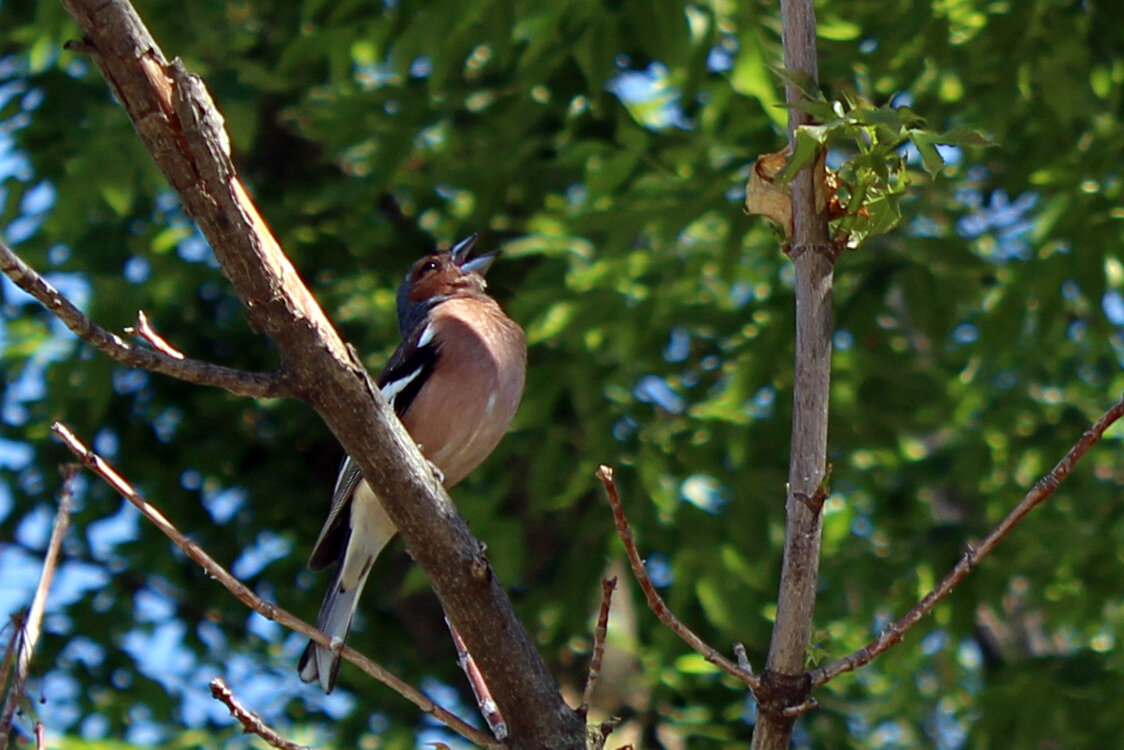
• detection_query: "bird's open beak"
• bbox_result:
[451,233,497,275]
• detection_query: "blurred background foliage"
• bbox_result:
[2,0,1124,747]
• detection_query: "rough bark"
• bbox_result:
[57,0,586,746]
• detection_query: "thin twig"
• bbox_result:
[588,716,622,750]
[811,395,1124,687]
[578,576,617,718]
[51,422,500,749]
[733,643,753,674]
[596,465,761,692]
[209,678,311,750]
[0,618,25,750]
[0,467,75,750]
[0,615,22,730]
[780,697,819,718]
[0,238,287,399]
[446,620,507,740]
[125,310,185,360]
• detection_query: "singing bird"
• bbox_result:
[299,235,527,692]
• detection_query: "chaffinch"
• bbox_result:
[299,234,527,693]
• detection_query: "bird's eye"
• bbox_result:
[419,260,439,275]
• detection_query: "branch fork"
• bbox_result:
[600,395,1124,730]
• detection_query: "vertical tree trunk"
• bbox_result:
[752,1,833,747]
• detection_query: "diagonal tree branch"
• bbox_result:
[447,619,508,741]
[126,310,187,360]
[0,467,75,750]
[209,678,312,750]
[0,619,20,738]
[811,395,1124,687]
[578,576,618,718]
[51,422,501,749]
[0,238,287,398]
[597,466,761,691]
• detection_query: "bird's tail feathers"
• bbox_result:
[298,564,370,693]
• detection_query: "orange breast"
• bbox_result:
[399,298,526,487]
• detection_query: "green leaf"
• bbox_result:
[933,125,996,147]
[909,130,947,176]
[696,576,734,631]
[777,127,824,183]
[769,65,826,102]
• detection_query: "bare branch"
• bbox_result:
[578,576,617,718]
[596,465,760,692]
[0,467,75,750]
[733,643,753,674]
[447,620,507,741]
[0,617,20,727]
[0,238,287,398]
[780,697,819,718]
[209,678,312,750]
[811,395,1124,687]
[587,716,622,750]
[124,310,185,360]
[51,422,501,749]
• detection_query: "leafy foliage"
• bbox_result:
[2,0,1124,748]
[774,66,994,249]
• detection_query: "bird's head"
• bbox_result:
[395,234,498,335]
